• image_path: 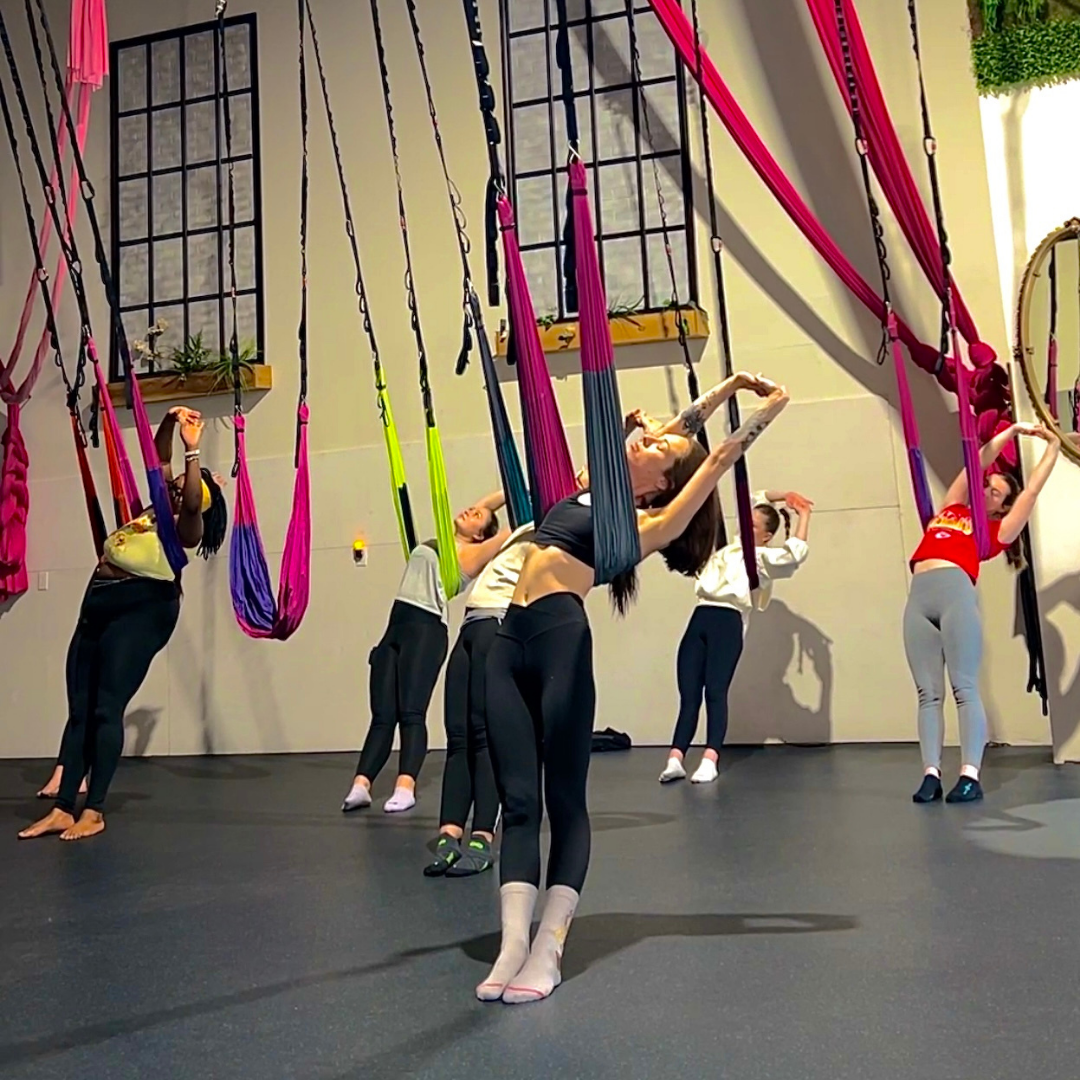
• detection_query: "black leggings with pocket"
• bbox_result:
[670,605,744,754]
[439,615,501,834]
[355,601,449,783]
[485,594,594,892]
[55,575,180,814]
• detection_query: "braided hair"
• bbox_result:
[198,468,228,559]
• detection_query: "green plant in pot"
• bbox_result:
[168,333,214,382]
[207,340,259,394]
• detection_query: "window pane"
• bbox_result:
[153,237,185,305]
[188,299,222,355]
[222,94,252,158]
[187,166,219,229]
[120,245,149,307]
[186,100,218,166]
[602,236,645,309]
[231,159,255,220]
[153,172,183,235]
[117,47,147,111]
[121,310,151,370]
[552,96,593,163]
[118,114,147,176]
[549,24,589,92]
[512,103,554,174]
[511,0,546,31]
[185,31,216,98]
[646,230,688,307]
[599,161,640,235]
[118,179,149,241]
[640,81,679,154]
[510,33,550,102]
[592,16,631,90]
[225,24,253,90]
[515,176,556,247]
[188,233,220,297]
[643,157,685,230]
[151,39,181,106]
[520,247,559,320]
[634,11,678,81]
[236,293,259,349]
[153,306,186,358]
[594,87,637,161]
[235,225,257,292]
[152,109,182,170]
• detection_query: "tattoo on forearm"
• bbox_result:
[680,403,706,436]
[733,406,777,450]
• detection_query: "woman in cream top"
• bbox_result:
[659,490,812,786]
[25,407,227,841]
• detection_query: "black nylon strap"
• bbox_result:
[834,0,891,365]
[553,0,579,313]
[460,0,503,306]
[369,0,436,428]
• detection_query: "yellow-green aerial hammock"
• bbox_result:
[368,0,460,598]
[304,0,415,560]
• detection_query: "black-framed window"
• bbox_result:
[109,14,264,379]
[502,0,696,322]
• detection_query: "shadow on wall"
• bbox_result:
[124,707,161,758]
[1034,573,1080,754]
[729,600,834,745]
[584,10,963,485]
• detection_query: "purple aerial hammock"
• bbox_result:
[224,0,311,640]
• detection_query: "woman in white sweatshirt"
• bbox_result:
[660,490,812,785]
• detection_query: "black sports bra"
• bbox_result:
[532,492,594,570]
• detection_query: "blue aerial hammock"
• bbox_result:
[369,0,460,599]
[405,0,530,531]
[223,0,311,639]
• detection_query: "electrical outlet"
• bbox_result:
[37,571,49,591]
[352,542,367,568]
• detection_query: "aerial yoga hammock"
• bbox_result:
[304,0,416,560]
[458,0,577,523]
[4,0,188,580]
[225,0,311,640]
[368,0,462,599]
[403,0,529,531]
[0,0,128,601]
[1045,247,1059,422]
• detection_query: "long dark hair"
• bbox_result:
[198,469,228,559]
[608,440,722,615]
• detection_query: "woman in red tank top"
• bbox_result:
[905,423,1059,805]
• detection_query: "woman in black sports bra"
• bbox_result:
[476,377,789,1004]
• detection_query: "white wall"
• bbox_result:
[981,81,1080,762]
[0,0,1048,765]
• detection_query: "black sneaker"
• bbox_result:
[423,835,462,877]
[945,777,983,804]
[912,774,943,804]
[445,835,494,877]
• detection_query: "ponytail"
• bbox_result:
[756,503,790,540]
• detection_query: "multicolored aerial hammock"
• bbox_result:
[222,0,311,640]
[368,0,461,599]
[403,0,530,532]
[0,0,188,591]
[303,0,416,562]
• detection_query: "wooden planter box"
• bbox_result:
[107,364,273,406]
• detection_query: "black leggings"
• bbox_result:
[485,594,594,892]
[439,616,501,834]
[56,576,180,814]
[670,606,744,754]
[355,601,449,783]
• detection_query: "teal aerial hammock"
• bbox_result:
[303,0,416,559]
[369,0,460,599]
[403,0,529,530]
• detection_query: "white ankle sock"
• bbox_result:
[503,885,579,1004]
[960,764,980,781]
[659,756,686,783]
[476,883,538,1001]
[690,758,718,784]
[383,786,416,813]
[342,782,372,812]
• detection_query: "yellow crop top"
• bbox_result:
[102,513,176,581]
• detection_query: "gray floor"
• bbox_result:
[3,745,1080,1079]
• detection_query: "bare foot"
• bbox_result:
[37,767,88,799]
[60,810,105,842]
[19,809,75,839]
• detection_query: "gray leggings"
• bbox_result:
[902,568,987,771]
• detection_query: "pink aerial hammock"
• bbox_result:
[224,1,310,640]
[0,0,113,600]
[498,197,578,521]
